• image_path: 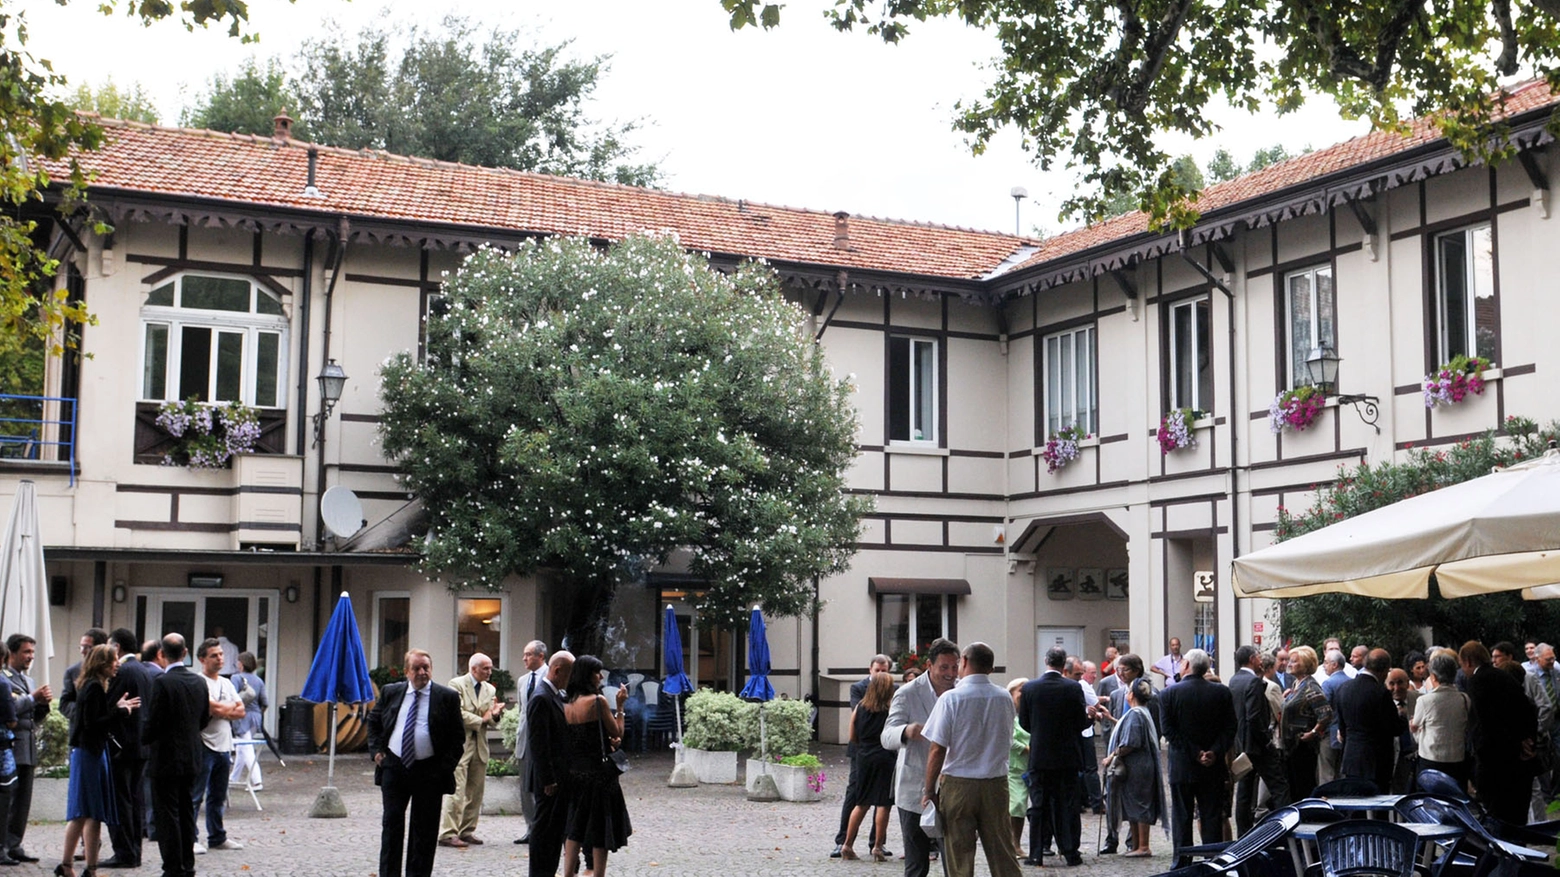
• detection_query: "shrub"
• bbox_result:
[488,668,516,697]
[499,702,522,752]
[369,665,404,688]
[38,701,68,772]
[682,689,747,751]
[486,758,521,777]
[744,698,812,759]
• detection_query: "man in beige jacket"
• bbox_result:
[438,653,507,847]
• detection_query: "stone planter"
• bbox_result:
[746,758,823,802]
[481,774,525,816]
[32,776,68,822]
[684,747,739,784]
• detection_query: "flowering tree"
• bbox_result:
[378,235,868,653]
[1278,416,1560,655]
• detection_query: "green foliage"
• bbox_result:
[486,757,520,777]
[181,17,659,186]
[498,702,522,752]
[1247,145,1296,173]
[38,700,68,771]
[1279,417,1560,654]
[743,699,812,759]
[369,665,405,688]
[1206,149,1241,183]
[683,690,747,751]
[722,0,1560,229]
[779,753,822,769]
[66,79,159,124]
[378,235,868,648]
[488,667,516,697]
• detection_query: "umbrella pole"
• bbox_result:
[327,702,337,787]
[308,702,348,818]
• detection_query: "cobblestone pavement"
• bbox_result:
[17,747,1175,876]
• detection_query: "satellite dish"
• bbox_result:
[321,486,364,539]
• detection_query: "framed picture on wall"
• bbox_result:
[1045,569,1075,600]
[1105,569,1129,600]
[1076,568,1104,600]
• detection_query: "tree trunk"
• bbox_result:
[560,575,617,658]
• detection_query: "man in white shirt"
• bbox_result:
[922,642,1021,877]
[512,640,548,845]
[883,639,960,877]
[193,637,246,854]
[1151,637,1184,685]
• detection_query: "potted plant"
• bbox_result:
[743,699,823,802]
[154,398,261,468]
[682,689,745,783]
[1157,407,1202,454]
[30,702,70,821]
[1268,385,1326,434]
[1040,424,1090,474]
[1423,354,1493,408]
[481,750,526,815]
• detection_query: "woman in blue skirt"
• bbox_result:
[59,644,140,877]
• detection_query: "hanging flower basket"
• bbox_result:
[1268,385,1326,435]
[155,398,261,469]
[1041,424,1091,474]
[1157,408,1201,454]
[1422,355,1493,408]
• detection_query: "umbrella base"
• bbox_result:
[668,762,699,788]
[308,786,349,818]
[746,772,780,802]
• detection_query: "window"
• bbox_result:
[878,593,953,658]
[887,335,937,443]
[373,593,411,670]
[1285,265,1335,388]
[1042,326,1096,437]
[455,596,504,672]
[140,274,289,408]
[1435,224,1496,363]
[1167,297,1213,412]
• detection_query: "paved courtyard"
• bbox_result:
[18,746,1173,876]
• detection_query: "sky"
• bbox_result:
[21,0,1371,236]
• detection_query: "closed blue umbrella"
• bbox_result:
[301,591,374,805]
[661,605,693,751]
[738,607,773,702]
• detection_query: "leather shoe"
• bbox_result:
[1021,857,1044,866]
[878,847,894,858]
[459,835,483,845]
[6,852,35,864]
[514,835,531,844]
[1064,854,1084,867]
[829,845,843,859]
[437,837,468,849]
[0,857,17,866]
[98,858,138,869]
[1098,843,1118,855]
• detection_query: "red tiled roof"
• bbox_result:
[59,116,1035,282]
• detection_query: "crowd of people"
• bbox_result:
[828,633,1560,877]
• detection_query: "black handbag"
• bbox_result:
[598,699,629,774]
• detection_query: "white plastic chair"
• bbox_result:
[641,680,660,705]
[602,685,619,705]
[626,672,646,691]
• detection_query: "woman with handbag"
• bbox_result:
[1280,646,1332,800]
[561,655,632,877]
[59,644,139,877]
[840,672,896,862]
[1100,679,1164,859]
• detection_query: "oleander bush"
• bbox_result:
[743,698,812,759]
[683,689,746,751]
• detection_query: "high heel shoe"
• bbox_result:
[839,847,859,861]
[871,847,886,863]
[53,864,74,877]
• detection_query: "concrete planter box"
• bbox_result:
[684,747,738,784]
[746,759,822,802]
[481,774,524,816]
[32,776,68,822]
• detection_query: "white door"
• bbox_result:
[1036,626,1083,667]
[137,589,279,733]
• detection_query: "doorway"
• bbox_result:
[136,589,279,732]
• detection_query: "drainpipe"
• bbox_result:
[313,218,351,549]
[294,230,315,502]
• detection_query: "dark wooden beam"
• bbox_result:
[1109,269,1137,300]
[1518,150,1550,191]
[1346,199,1378,237]
[1210,242,1235,276]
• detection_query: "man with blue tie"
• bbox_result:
[368,649,463,877]
[512,640,548,845]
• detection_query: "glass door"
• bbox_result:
[136,589,279,733]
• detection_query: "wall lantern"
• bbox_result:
[1306,344,1380,433]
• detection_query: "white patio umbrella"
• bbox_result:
[1231,447,1560,600]
[0,481,53,683]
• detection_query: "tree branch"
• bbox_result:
[1491,0,1519,76]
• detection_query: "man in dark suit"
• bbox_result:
[367,648,464,877]
[102,628,152,868]
[1335,648,1402,793]
[3,633,51,864]
[1462,640,1540,825]
[1018,646,1092,867]
[526,650,575,877]
[141,634,210,877]
[59,627,108,721]
[1229,645,1287,835]
[1159,648,1236,863]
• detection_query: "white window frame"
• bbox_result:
[1284,265,1335,389]
[139,273,290,409]
[1167,296,1212,412]
[1434,224,1496,363]
[877,592,953,657]
[888,335,938,444]
[453,594,508,674]
[1041,325,1096,437]
[371,591,413,670]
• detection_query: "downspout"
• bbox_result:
[295,230,315,512]
[313,217,351,550]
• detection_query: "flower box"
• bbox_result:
[481,774,525,816]
[1268,385,1326,434]
[747,758,823,802]
[1040,424,1091,474]
[685,746,739,784]
[1423,355,1493,408]
[1158,408,1204,454]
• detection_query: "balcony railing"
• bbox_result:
[0,393,78,485]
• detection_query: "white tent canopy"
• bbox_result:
[1231,449,1560,600]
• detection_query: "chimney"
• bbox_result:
[833,211,850,250]
[273,111,294,140]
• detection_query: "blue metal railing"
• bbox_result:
[0,393,78,485]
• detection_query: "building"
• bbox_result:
[3,81,1557,741]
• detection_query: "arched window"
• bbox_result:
[140,274,289,408]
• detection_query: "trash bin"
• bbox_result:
[282,695,316,754]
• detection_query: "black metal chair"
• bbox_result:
[1415,770,1468,802]
[1182,804,1302,864]
[1391,793,1548,877]
[1313,820,1420,877]
[1314,777,1382,798]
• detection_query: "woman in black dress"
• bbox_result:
[59,644,139,877]
[561,655,631,877]
[841,671,896,862]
